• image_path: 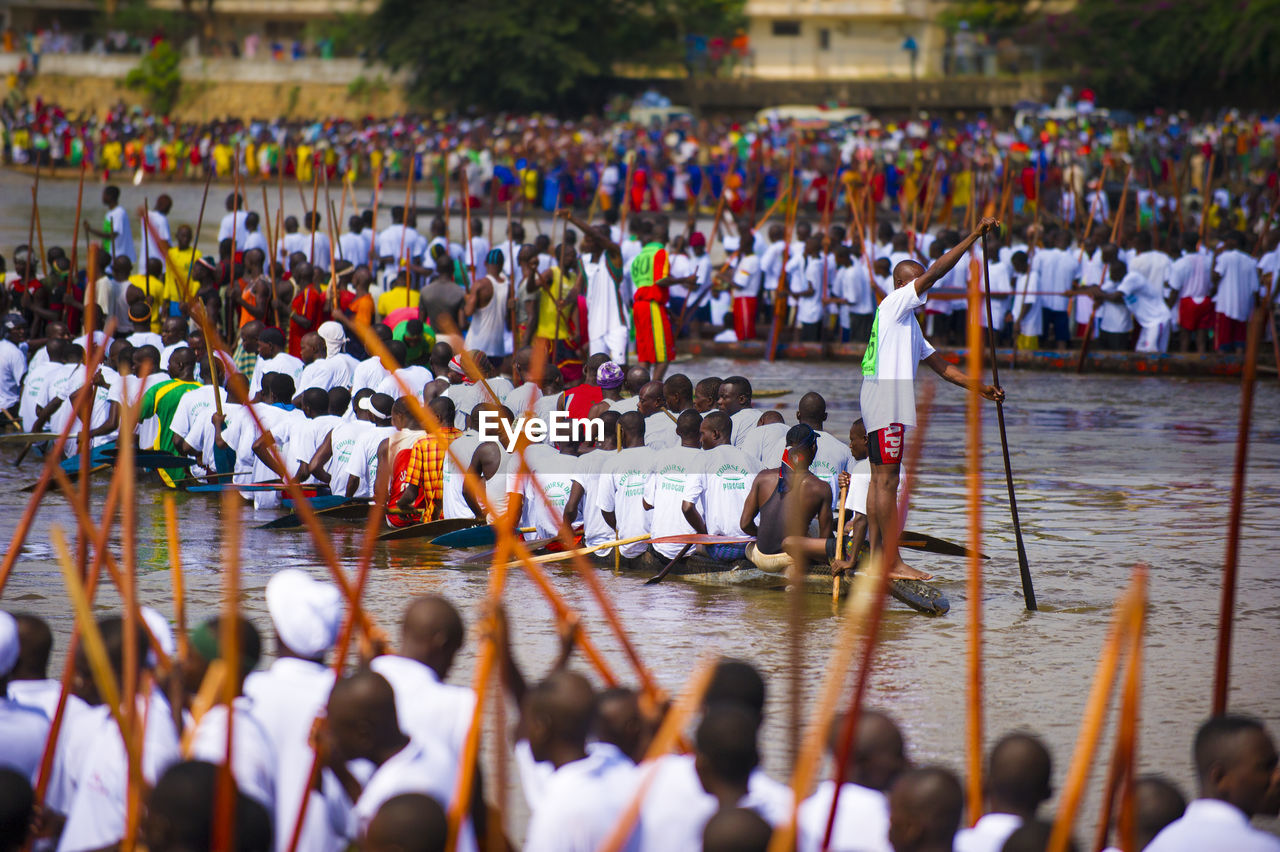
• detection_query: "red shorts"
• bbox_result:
[1214,313,1248,349]
[869,423,906,465]
[1179,298,1213,331]
[634,299,674,364]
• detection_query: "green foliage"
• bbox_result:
[937,1,1034,34]
[1042,0,1280,108]
[347,74,391,102]
[99,0,200,46]
[368,0,743,112]
[124,41,183,115]
[305,13,369,57]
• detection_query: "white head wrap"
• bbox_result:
[266,569,341,659]
[141,606,176,669]
[0,611,18,677]
[317,321,347,359]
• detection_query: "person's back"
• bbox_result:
[420,275,466,331]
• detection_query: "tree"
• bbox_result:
[367,0,743,112]
[125,40,183,115]
[1041,0,1280,109]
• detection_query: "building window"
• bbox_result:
[772,20,801,37]
[818,27,831,49]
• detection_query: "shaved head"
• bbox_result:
[399,595,464,680]
[893,259,926,288]
[829,709,906,792]
[327,670,404,761]
[525,670,596,764]
[364,793,447,852]
[888,766,964,852]
[987,732,1053,817]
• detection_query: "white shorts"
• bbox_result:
[590,326,629,362]
[1135,321,1170,354]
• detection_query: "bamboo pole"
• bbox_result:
[595,656,718,852]
[1046,569,1145,852]
[164,494,188,731]
[211,489,241,852]
[819,386,936,852]
[767,558,883,852]
[1212,308,1264,715]
[966,252,985,824]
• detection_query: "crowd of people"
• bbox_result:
[1,592,1278,852]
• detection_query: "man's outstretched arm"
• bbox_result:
[923,351,1005,401]
[914,217,999,295]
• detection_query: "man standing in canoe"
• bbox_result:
[631,221,696,383]
[861,217,1003,581]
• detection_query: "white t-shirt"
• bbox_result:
[0,698,50,783]
[58,690,180,852]
[250,352,305,399]
[732,253,762,299]
[729,407,760,450]
[1213,250,1259,322]
[104,205,135,264]
[144,209,171,265]
[243,656,337,852]
[369,654,475,759]
[597,446,657,557]
[571,448,614,548]
[1119,270,1172,328]
[376,365,434,400]
[170,385,227,469]
[188,698,277,811]
[1169,251,1212,301]
[812,431,855,509]
[503,381,542,419]
[954,812,1024,852]
[0,338,27,410]
[1099,274,1137,334]
[1144,798,1280,852]
[510,445,579,540]
[681,443,760,537]
[351,355,390,394]
[843,457,872,516]
[797,780,891,852]
[741,422,788,468]
[644,445,701,558]
[298,356,354,393]
[219,210,250,246]
[859,284,934,432]
[342,425,395,498]
[525,745,638,852]
[440,431,482,519]
[643,411,678,450]
[797,257,827,324]
[634,754,791,852]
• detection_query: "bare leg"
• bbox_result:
[651,361,668,382]
[868,460,932,581]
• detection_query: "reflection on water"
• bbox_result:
[2,169,1280,839]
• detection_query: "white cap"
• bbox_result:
[265,569,342,659]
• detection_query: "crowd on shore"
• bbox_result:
[1,591,1278,852]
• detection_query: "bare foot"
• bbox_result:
[889,558,933,581]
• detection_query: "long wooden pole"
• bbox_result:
[820,387,935,851]
[210,488,240,852]
[1212,307,1263,715]
[767,141,799,362]
[982,233,1036,610]
[1047,568,1145,852]
[25,159,40,284]
[966,250,986,824]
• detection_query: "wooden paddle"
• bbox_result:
[0,432,57,445]
[257,501,373,530]
[461,534,563,565]
[644,544,693,586]
[376,516,483,542]
[982,231,1037,611]
[833,480,848,602]
[501,533,651,567]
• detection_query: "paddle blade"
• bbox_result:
[378,517,482,543]
[462,535,561,564]
[900,529,988,559]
